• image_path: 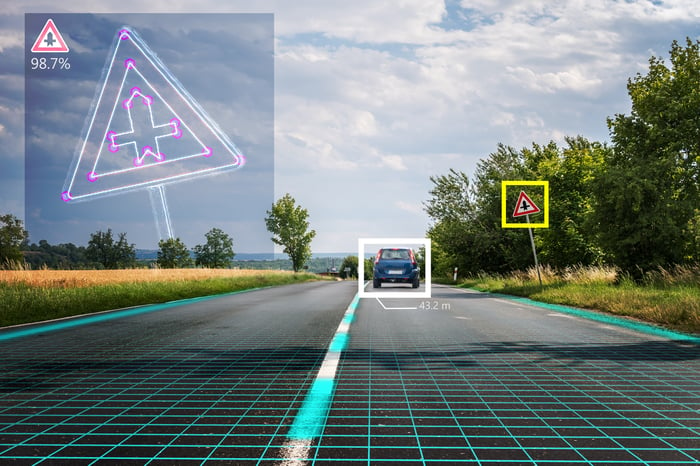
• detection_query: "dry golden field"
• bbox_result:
[0,269,296,288]
[0,269,323,327]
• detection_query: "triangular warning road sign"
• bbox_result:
[62,27,245,203]
[513,191,540,217]
[31,19,69,53]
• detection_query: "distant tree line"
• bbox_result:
[1,193,318,271]
[0,224,237,270]
[426,39,700,279]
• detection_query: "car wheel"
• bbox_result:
[373,278,381,288]
[412,277,419,288]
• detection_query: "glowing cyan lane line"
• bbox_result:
[280,293,360,464]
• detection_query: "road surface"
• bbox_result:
[0,281,697,464]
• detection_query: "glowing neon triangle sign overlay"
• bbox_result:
[62,27,245,203]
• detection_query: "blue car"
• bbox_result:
[372,247,420,288]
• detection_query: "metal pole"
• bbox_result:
[148,184,174,241]
[526,214,542,287]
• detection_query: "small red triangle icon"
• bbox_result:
[513,191,540,217]
[31,19,69,53]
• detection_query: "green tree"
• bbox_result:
[415,246,426,279]
[0,214,28,267]
[425,139,607,276]
[471,144,532,273]
[86,229,136,269]
[524,137,607,267]
[194,228,235,268]
[424,168,478,278]
[339,255,358,279]
[364,258,374,280]
[157,237,193,268]
[340,255,373,279]
[423,168,473,224]
[425,144,532,275]
[593,38,700,273]
[23,240,90,269]
[265,194,316,272]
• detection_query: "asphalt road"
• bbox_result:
[0,281,698,465]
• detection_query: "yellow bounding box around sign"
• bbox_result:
[501,180,549,228]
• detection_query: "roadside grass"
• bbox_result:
[457,264,700,335]
[0,269,326,328]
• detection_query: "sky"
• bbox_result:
[1,1,699,253]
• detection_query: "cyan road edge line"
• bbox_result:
[284,292,360,444]
[0,286,273,342]
[461,287,700,344]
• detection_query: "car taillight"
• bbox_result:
[409,249,417,265]
[375,250,382,264]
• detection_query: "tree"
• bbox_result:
[86,229,136,269]
[194,228,234,268]
[23,240,90,269]
[0,214,28,267]
[265,194,316,272]
[339,255,358,279]
[424,168,478,277]
[415,246,426,279]
[592,38,700,273]
[363,258,374,280]
[423,168,473,224]
[426,144,532,276]
[524,137,607,268]
[425,138,607,276]
[157,237,193,268]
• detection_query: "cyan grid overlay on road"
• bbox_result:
[309,295,700,465]
[0,284,698,465]
[0,287,342,465]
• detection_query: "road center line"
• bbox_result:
[280,292,360,464]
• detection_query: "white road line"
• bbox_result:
[278,293,360,465]
[279,440,312,466]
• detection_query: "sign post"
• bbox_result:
[513,191,542,287]
[525,214,542,287]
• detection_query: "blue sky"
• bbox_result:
[1,1,699,253]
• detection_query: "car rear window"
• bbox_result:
[380,249,410,260]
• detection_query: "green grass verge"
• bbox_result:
[0,273,323,328]
[458,276,700,335]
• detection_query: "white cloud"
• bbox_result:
[395,200,423,214]
[379,155,408,171]
[506,66,603,95]
[0,33,22,52]
[0,100,24,159]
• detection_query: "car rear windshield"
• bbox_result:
[380,249,411,260]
